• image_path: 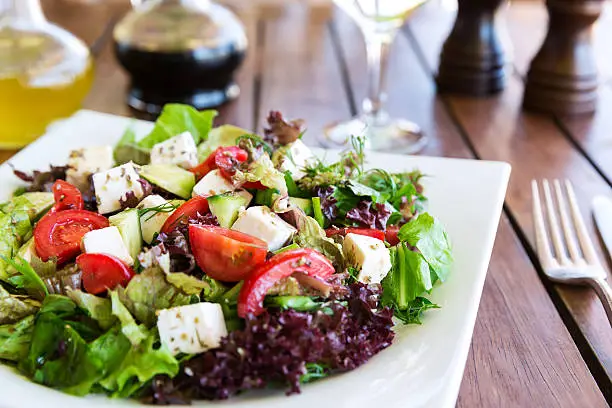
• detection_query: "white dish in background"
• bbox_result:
[0,110,510,408]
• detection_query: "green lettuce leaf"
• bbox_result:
[164,271,212,296]
[0,211,32,280]
[397,213,453,282]
[117,267,192,327]
[197,124,250,161]
[66,288,116,330]
[0,285,40,325]
[382,244,432,310]
[98,329,179,398]
[0,314,35,362]
[5,256,48,300]
[293,213,344,272]
[233,154,288,208]
[392,297,440,325]
[113,126,151,165]
[138,104,217,149]
[110,291,147,346]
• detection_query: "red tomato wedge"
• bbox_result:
[237,248,335,317]
[34,209,109,264]
[325,227,385,242]
[385,226,400,246]
[242,181,267,190]
[161,196,210,234]
[51,180,83,212]
[190,146,249,181]
[189,225,268,282]
[77,253,135,295]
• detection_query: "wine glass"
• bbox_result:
[321,0,428,153]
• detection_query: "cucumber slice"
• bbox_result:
[139,164,195,199]
[208,191,252,228]
[289,197,313,215]
[109,208,142,261]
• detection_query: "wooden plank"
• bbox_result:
[327,7,607,406]
[257,3,352,144]
[407,0,612,399]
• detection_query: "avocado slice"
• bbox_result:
[139,164,195,199]
[109,208,142,261]
[0,192,54,221]
[208,191,252,228]
[289,197,313,216]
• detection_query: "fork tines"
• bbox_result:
[531,179,598,269]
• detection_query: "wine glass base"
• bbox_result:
[320,116,427,154]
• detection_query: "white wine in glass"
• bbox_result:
[322,0,428,153]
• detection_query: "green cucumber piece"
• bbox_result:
[109,208,142,261]
[208,191,252,228]
[289,197,313,215]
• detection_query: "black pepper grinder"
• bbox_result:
[113,0,248,116]
[437,0,510,95]
[523,0,604,115]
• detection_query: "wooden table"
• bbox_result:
[25,0,612,406]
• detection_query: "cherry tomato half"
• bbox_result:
[325,227,385,242]
[189,224,268,282]
[237,248,335,317]
[215,146,248,179]
[77,253,135,295]
[385,226,400,246]
[52,180,83,212]
[190,146,249,181]
[161,196,210,234]
[34,209,109,264]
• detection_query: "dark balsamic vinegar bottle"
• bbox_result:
[113,0,247,116]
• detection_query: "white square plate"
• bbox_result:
[0,110,510,408]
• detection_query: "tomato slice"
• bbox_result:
[325,227,385,241]
[190,146,249,181]
[385,226,400,246]
[52,180,83,212]
[161,196,210,234]
[34,209,109,264]
[77,253,135,295]
[189,225,268,282]
[237,248,334,317]
[215,146,248,179]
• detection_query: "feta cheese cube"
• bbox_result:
[157,302,227,355]
[278,140,315,179]
[150,132,199,169]
[231,206,296,251]
[343,233,392,284]
[66,146,114,190]
[137,195,175,244]
[82,226,134,266]
[92,162,145,214]
[192,169,235,198]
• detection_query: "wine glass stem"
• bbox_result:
[363,32,394,124]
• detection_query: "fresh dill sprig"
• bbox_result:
[138,202,179,221]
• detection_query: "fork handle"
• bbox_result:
[588,277,612,325]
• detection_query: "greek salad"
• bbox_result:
[0,104,453,403]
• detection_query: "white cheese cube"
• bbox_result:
[92,162,145,214]
[157,302,228,355]
[231,206,296,251]
[343,233,392,284]
[82,226,134,266]
[192,169,235,198]
[278,140,315,179]
[66,146,114,191]
[137,195,175,244]
[150,132,199,169]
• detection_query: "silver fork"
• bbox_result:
[532,179,612,325]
